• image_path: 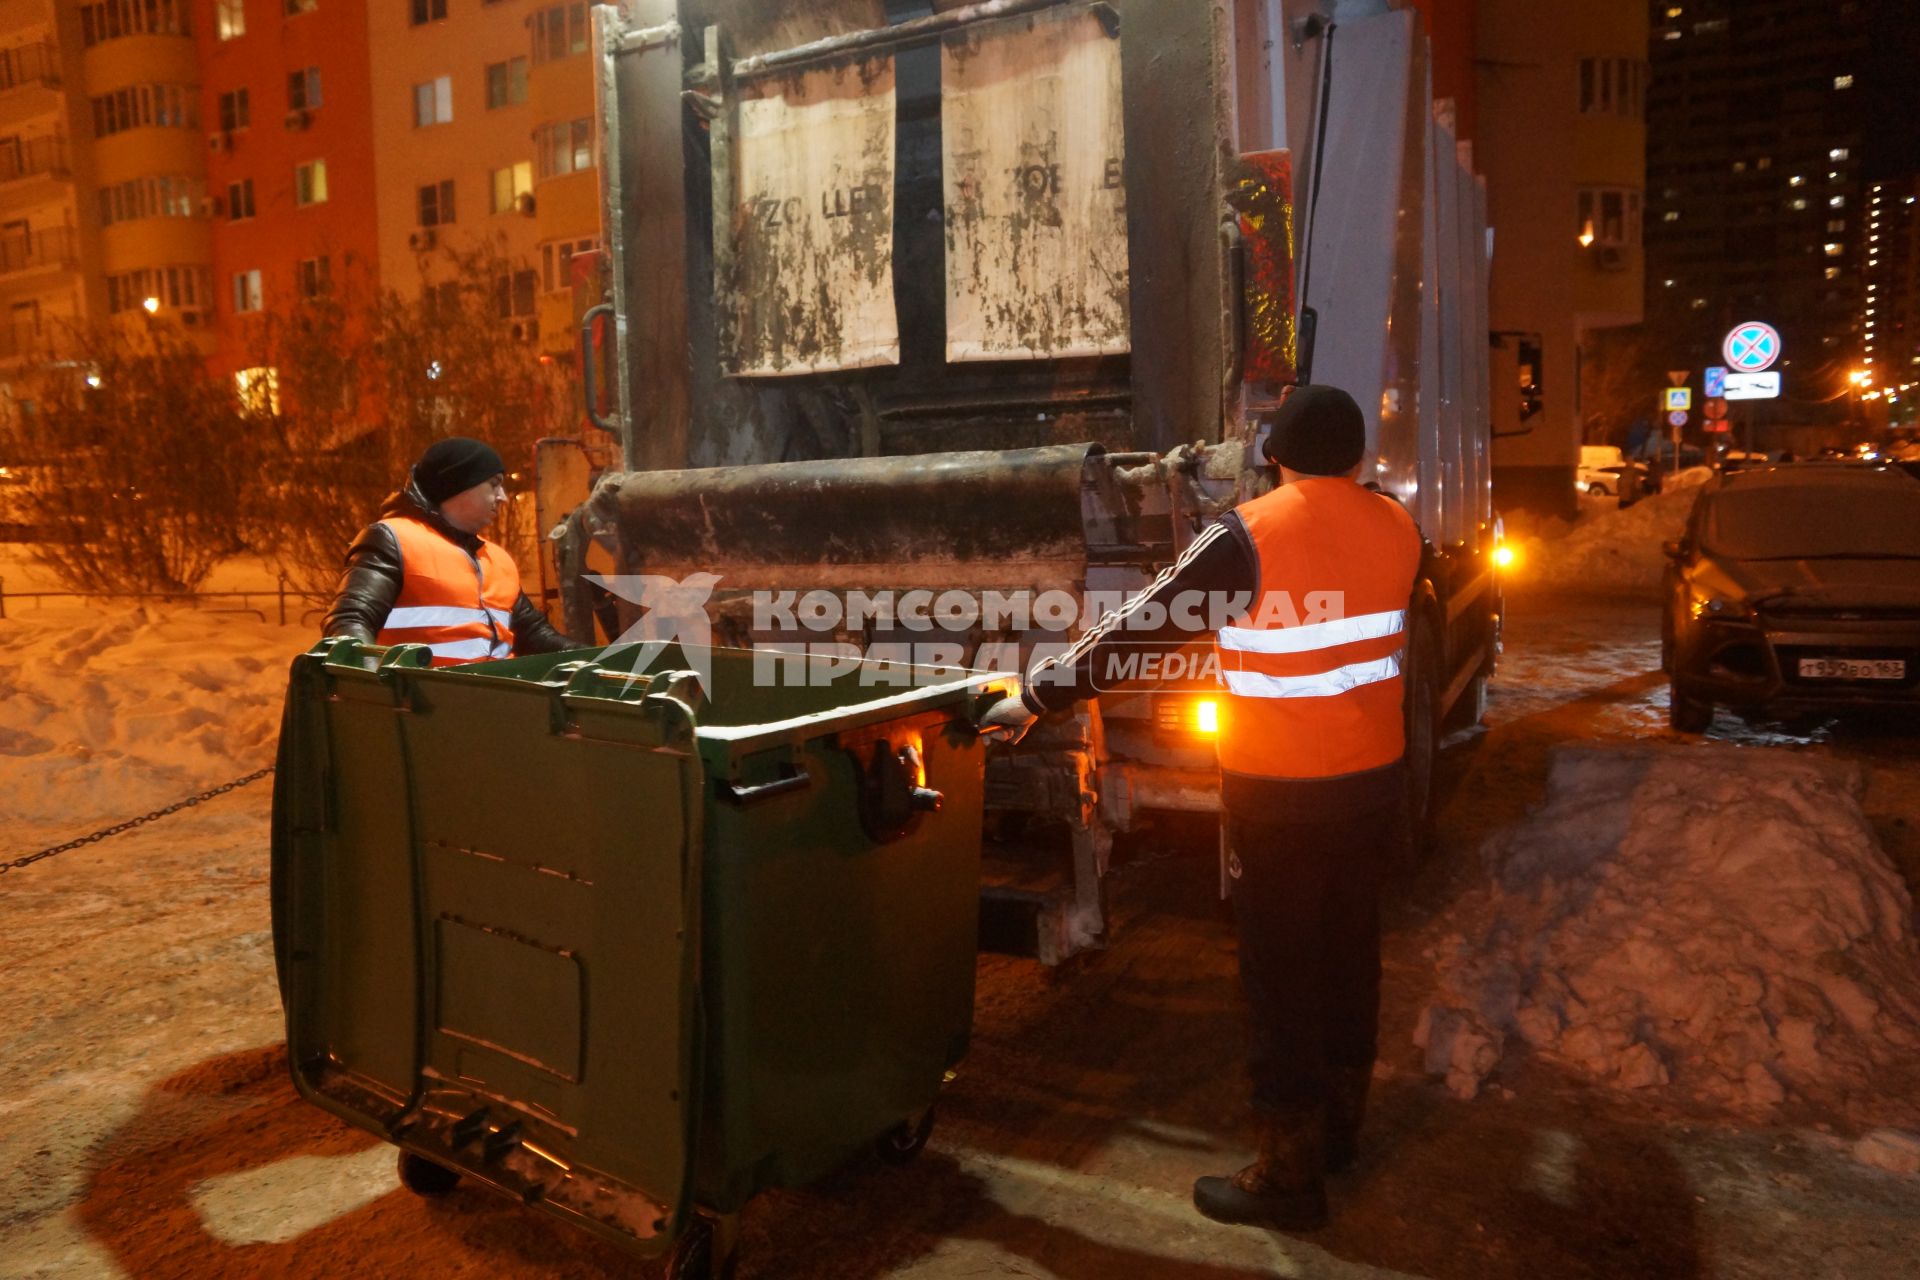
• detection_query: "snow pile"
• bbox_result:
[1511,482,1702,595]
[1418,744,1920,1129]
[0,604,305,827]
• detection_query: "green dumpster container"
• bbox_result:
[271,639,996,1274]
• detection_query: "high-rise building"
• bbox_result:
[196,0,381,380]
[368,0,547,342]
[1478,0,1648,516]
[527,0,600,360]
[1643,0,1872,414]
[1863,176,1920,410]
[0,0,212,366]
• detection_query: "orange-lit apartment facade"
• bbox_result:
[195,0,381,377]
[0,0,599,391]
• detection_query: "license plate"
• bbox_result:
[1797,657,1907,681]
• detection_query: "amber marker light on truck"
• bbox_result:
[1195,699,1219,734]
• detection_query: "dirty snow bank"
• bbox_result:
[1418,744,1920,1134]
[1510,481,1704,596]
[0,604,305,827]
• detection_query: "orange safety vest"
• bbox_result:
[374,514,522,666]
[1214,477,1422,781]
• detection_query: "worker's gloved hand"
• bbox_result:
[976,693,1039,745]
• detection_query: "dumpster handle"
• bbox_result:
[580,302,619,436]
[719,766,812,806]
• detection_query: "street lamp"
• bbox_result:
[141,296,160,315]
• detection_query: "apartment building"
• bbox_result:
[1644,0,1871,412]
[527,0,598,359]
[1478,0,1648,516]
[368,0,549,342]
[0,0,214,365]
[195,0,380,378]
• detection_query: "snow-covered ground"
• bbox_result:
[1419,744,1920,1137]
[1504,471,1712,597]
[5,584,1920,1278]
[0,603,298,828]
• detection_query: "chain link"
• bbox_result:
[1,767,276,875]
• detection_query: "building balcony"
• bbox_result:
[0,41,58,93]
[0,225,77,279]
[0,134,69,186]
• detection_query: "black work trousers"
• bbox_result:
[1226,798,1397,1116]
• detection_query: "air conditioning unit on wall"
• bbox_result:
[408,228,437,252]
[208,131,228,151]
[1597,245,1628,272]
[284,109,310,131]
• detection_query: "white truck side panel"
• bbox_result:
[1432,113,1468,547]
[1414,64,1446,539]
[1471,175,1493,524]
[1297,8,1416,470]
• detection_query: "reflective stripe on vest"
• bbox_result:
[374,515,522,666]
[1213,478,1422,781]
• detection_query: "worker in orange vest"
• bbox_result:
[979,385,1423,1231]
[323,437,575,664]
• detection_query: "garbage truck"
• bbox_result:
[542,0,1502,969]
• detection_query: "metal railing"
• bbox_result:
[0,573,329,625]
[0,43,59,94]
[0,136,69,186]
[0,226,77,276]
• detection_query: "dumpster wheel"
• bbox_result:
[396,1150,461,1197]
[873,1103,937,1166]
[667,1217,738,1280]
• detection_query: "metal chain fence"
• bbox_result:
[0,766,276,875]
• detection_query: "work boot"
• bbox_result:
[1325,1064,1372,1173]
[1192,1107,1328,1230]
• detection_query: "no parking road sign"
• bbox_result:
[1667,410,1689,428]
[1723,322,1781,374]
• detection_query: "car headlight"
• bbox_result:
[1688,595,1752,621]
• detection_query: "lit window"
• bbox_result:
[1732,160,1747,173]
[235,367,280,414]
[232,269,263,313]
[1665,4,1681,15]
[1663,278,1676,287]
[1690,297,1707,309]
[216,0,244,39]
[1789,175,1804,187]
[295,159,328,206]
[1663,210,1680,222]
[1824,242,1843,256]
[414,75,453,127]
[1789,198,1807,210]
[1830,148,1850,162]
[1830,195,1845,209]
[1834,75,1853,89]
[1826,267,1842,280]
[490,161,533,213]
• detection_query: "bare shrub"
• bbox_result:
[1,322,257,594]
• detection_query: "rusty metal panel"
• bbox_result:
[941,5,1129,362]
[1226,147,1297,386]
[723,54,899,375]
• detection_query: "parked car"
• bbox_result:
[1661,464,1920,732]
[1577,462,1646,498]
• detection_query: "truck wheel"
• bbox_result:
[874,1104,937,1165]
[1668,680,1712,734]
[397,1150,460,1197]
[668,1219,737,1280]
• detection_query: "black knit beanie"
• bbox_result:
[1261,385,1367,476]
[413,437,505,506]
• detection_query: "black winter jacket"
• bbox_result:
[322,479,575,655]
